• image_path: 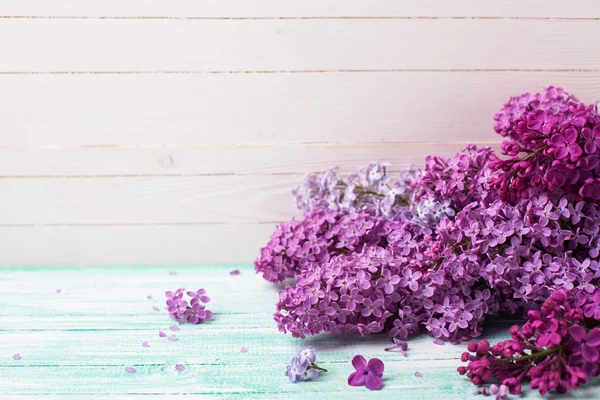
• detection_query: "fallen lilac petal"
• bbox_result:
[125,367,136,373]
[433,339,445,346]
[142,341,149,348]
[240,346,248,353]
[414,371,422,377]
[147,295,152,299]
[175,364,186,371]
[169,271,177,276]
[56,289,62,294]
[168,334,177,341]
[152,306,160,312]
[159,331,166,337]
[169,325,179,332]
[12,353,21,360]
[230,269,241,275]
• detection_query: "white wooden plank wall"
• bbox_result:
[1,1,600,266]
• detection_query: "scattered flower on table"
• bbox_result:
[12,353,21,361]
[152,306,160,312]
[159,331,166,337]
[384,338,408,356]
[168,271,177,276]
[166,288,213,324]
[433,339,445,346]
[56,289,61,294]
[175,364,186,371]
[142,341,149,348]
[147,295,152,299]
[348,355,384,390]
[240,346,247,353]
[414,371,422,378]
[167,334,177,342]
[284,346,327,383]
[169,325,179,332]
[125,367,136,373]
[230,269,241,275]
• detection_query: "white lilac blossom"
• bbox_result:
[284,347,327,383]
[292,162,415,218]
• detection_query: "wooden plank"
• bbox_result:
[0,175,302,224]
[1,72,599,146]
[0,20,599,72]
[0,266,507,398]
[2,0,600,18]
[0,224,278,266]
[0,143,501,177]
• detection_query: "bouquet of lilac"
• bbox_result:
[257,86,600,396]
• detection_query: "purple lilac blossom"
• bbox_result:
[165,288,213,324]
[347,355,384,390]
[255,208,389,283]
[459,289,600,396]
[490,87,600,202]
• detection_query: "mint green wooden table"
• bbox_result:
[1,266,597,399]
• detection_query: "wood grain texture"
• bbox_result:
[1,72,599,146]
[1,266,599,399]
[0,225,276,267]
[1,19,600,72]
[0,143,501,177]
[2,0,600,18]
[0,175,301,224]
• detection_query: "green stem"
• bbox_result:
[508,345,563,363]
[309,363,328,372]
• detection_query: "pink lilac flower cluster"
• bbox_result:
[273,147,511,342]
[165,288,212,324]
[489,87,600,202]
[458,289,600,396]
[254,208,388,283]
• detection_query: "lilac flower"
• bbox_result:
[399,267,422,291]
[125,367,136,373]
[348,355,384,390]
[376,269,401,294]
[297,346,317,365]
[569,326,600,362]
[240,346,247,353]
[175,364,186,371]
[230,269,241,275]
[159,331,166,337]
[414,371,422,377]
[12,353,21,361]
[166,288,213,325]
[142,341,149,348]
[285,347,326,383]
[384,338,408,356]
[168,334,177,342]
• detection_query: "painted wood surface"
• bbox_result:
[2,2,600,266]
[2,265,599,399]
[3,0,600,18]
[2,19,600,72]
[1,72,599,147]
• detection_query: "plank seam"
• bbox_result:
[1,16,599,21]
[0,69,598,75]
[0,141,503,150]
